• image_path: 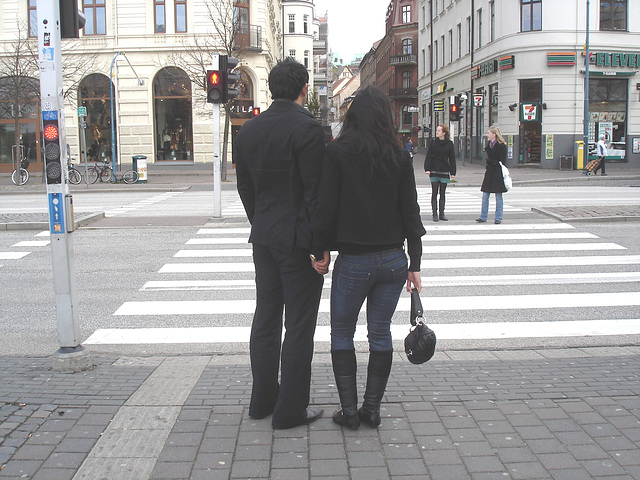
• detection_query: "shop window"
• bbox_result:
[589,78,627,149]
[489,83,498,127]
[600,0,627,31]
[0,76,39,167]
[155,0,165,33]
[78,74,115,163]
[520,0,542,32]
[83,0,106,36]
[153,67,193,162]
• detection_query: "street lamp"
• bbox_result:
[109,52,143,181]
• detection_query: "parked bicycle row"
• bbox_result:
[11,158,138,186]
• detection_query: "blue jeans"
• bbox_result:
[480,192,503,222]
[330,249,407,352]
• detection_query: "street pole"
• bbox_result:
[583,0,590,162]
[212,53,222,217]
[110,51,122,182]
[37,0,91,372]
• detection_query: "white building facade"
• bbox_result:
[0,0,281,173]
[418,0,640,169]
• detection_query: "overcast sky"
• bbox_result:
[313,0,390,63]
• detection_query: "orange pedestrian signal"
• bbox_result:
[252,107,260,116]
[206,70,223,103]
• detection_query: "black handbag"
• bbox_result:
[404,288,436,364]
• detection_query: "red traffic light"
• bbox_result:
[44,124,59,140]
[252,107,260,116]
[208,71,221,85]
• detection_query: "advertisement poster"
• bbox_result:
[598,122,613,142]
[545,135,554,159]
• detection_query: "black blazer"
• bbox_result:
[424,138,456,176]
[234,99,325,254]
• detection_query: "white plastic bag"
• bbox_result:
[500,162,512,191]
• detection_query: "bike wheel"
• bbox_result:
[68,168,82,185]
[11,168,29,186]
[99,167,113,183]
[122,170,139,184]
[87,167,99,184]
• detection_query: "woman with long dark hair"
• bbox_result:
[424,124,456,221]
[477,125,508,224]
[315,86,426,429]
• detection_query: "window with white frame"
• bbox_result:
[288,14,295,33]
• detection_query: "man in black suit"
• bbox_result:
[234,58,329,429]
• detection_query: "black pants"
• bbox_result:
[431,181,448,214]
[249,244,324,426]
[594,156,606,174]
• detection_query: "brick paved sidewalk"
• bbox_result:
[1,347,638,479]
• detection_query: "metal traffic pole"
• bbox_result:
[37,0,91,372]
[211,53,222,218]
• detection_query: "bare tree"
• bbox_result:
[0,23,98,177]
[167,0,247,181]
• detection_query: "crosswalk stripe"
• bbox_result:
[139,272,640,291]
[158,255,640,273]
[172,243,625,258]
[84,319,640,345]
[11,240,51,247]
[113,292,640,316]
[0,252,30,260]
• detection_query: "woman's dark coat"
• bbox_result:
[423,138,456,176]
[481,141,508,193]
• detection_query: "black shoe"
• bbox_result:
[601,173,607,176]
[439,213,448,221]
[494,220,502,224]
[272,407,324,429]
[333,409,360,430]
[432,214,439,222]
[476,218,486,223]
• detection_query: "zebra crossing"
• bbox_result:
[0,231,50,268]
[84,190,640,347]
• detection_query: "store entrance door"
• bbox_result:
[520,122,541,163]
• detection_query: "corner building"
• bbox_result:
[417,0,640,169]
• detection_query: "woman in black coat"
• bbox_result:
[424,124,456,221]
[477,125,508,224]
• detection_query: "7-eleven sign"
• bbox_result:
[521,103,541,122]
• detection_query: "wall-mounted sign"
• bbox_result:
[521,103,541,122]
[498,55,515,70]
[433,100,445,111]
[473,94,484,107]
[547,52,576,66]
[591,52,640,68]
[435,82,448,94]
[471,59,498,79]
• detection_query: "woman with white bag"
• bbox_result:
[476,125,508,224]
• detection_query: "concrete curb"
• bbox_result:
[532,207,640,223]
[0,211,105,231]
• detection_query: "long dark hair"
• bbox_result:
[335,86,402,176]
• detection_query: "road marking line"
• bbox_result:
[84,319,640,345]
[11,241,51,247]
[139,272,640,291]
[0,252,30,260]
[113,292,640,316]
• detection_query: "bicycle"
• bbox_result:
[11,158,29,186]
[67,158,83,185]
[86,159,113,184]
[111,169,139,184]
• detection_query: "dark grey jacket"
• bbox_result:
[234,99,325,255]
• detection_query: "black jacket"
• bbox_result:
[234,99,325,255]
[424,138,456,176]
[315,142,426,271]
[481,141,508,193]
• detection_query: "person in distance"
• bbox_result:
[424,124,456,221]
[477,125,508,224]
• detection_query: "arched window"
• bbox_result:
[78,73,114,163]
[0,75,40,168]
[153,67,193,161]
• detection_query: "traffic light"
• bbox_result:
[449,95,461,121]
[42,112,62,184]
[221,56,240,102]
[206,69,224,104]
[252,107,260,116]
[59,0,86,38]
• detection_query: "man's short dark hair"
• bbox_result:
[269,58,309,101]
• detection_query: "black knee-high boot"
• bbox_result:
[358,350,393,428]
[431,196,438,222]
[331,350,360,429]
[439,184,448,221]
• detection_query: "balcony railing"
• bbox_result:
[313,39,326,51]
[233,25,262,52]
[390,54,417,66]
[388,87,417,98]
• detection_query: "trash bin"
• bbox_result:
[559,155,573,171]
[574,141,584,170]
[132,155,147,183]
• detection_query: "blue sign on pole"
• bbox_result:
[43,110,58,120]
[48,193,65,234]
